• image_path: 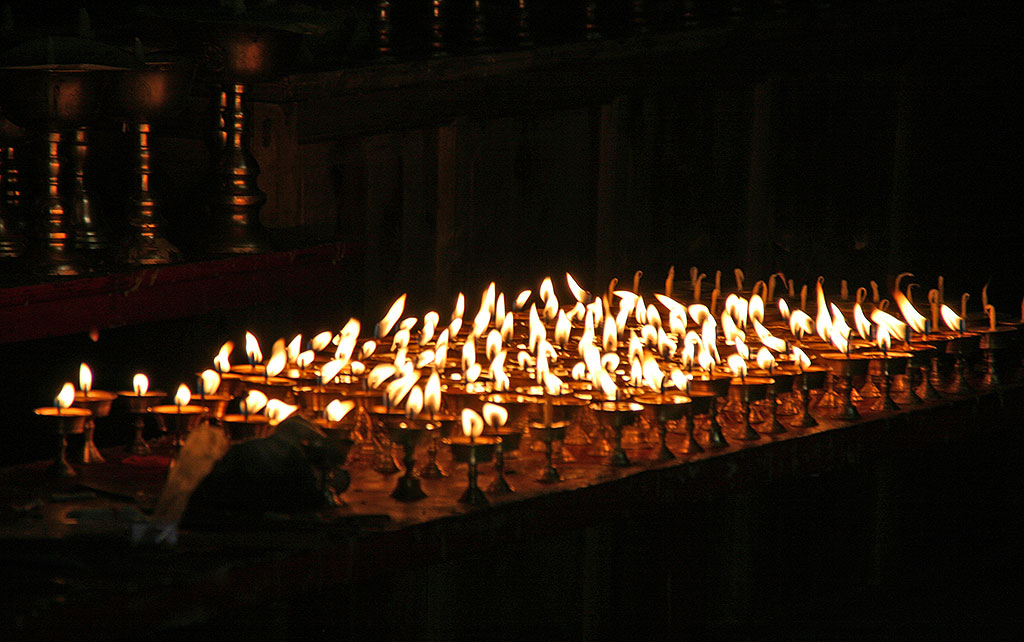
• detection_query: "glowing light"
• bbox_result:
[266,400,297,425]
[79,363,92,395]
[326,399,356,422]
[287,334,303,363]
[756,347,775,371]
[375,294,407,338]
[461,408,484,438]
[214,341,233,373]
[894,289,929,334]
[483,403,508,428]
[200,370,221,396]
[245,332,263,364]
[311,331,333,352]
[265,346,287,378]
[405,385,424,418]
[749,295,764,325]
[603,314,618,353]
[56,382,75,409]
[133,373,149,396]
[555,310,572,348]
[567,273,589,303]
[792,346,812,371]
[877,324,891,351]
[174,384,191,408]
[727,354,747,378]
[425,372,442,415]
[854,303,872,340]
[778,298,791,320]
[515,290,531,310]
[241,389,269,415]
[940,304,964,332]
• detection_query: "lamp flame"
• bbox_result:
[461,408,484,439]
[79,363,93,395]
[515,289,531,310]
[555,310,572,348]
[749,295,764,325]
[727,354,747,378]
[320,359,346,384]
[877,324,891,351]
[175,384,191,408]
[854,303,872,339]
[200,369,221,396]
[792,346,811,371]
[376,294,407,338]
[483,402,508,428]
[287,334,303,363]
[265,346,287,378]
[241,389,269,415]
[940,304,964,333]
[778,298,791,320]
[425,371,442,415]
[56,382,75,409]
[894,289,929,334]
[214,341,234,373]
[245,332,263,364]
[405,385,424,419]
[311,331,333,352]
[756,347,775,371]
[265,400,297,425]
[326,399,356,422]
[567,273,589,303]
[133,373,149,396]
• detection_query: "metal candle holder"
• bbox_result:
[762,370,796,435]
[386,418,429,501]
[794,366,828,428]
[634,391,691,461]
[681,393,714,454]
[148,405,208,463]
[115,60,188,264]
[944,332,981,395]
[419,415,457,478]
[529,396,585,483]
[727,377,771,441]
[689,374,731,448]
[590,400,643,466]
[0,115,26,259]
[0,65,122,275]
[483,430,519,494]
[220,413,271,442]
[118,390,166,454]
[72,390,116,463]
[68,127,108,265]
[818,353,870,421]
[446,436,498,507]
[866,351,911,412]
[311,419,356,506]
[34,407,91,477]
[979,327,1016,387]
[198,24,300,254]
[366,406,404,473]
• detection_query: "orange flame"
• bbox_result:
[79,363,93,395]
[462,408,484,438]
[133,373,149,396]
[56,382,75,409]
[483,402,508,428]
[326,399,356,422]
[174,384,191,408]
[200,369,221,396]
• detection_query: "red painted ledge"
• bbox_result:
[0,242,356,344]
